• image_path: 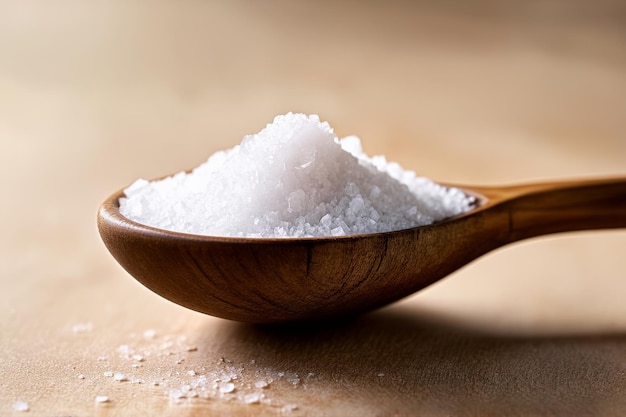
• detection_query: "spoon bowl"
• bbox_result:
[98,177,626,323]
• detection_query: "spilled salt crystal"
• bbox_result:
[169,389,185,400]
[95,395,110,403]
[12,401,29,412]
[219,382,235,393]
[103,371,113,377]
[244,392,263,404]
[113,372,128,382]
[285,373,300,385]
[119,113,473,238]
[282,403,298,413]
[254,380,269,389]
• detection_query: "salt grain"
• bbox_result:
[95,395,110,403]
[254,380,269,389]
[243,392,263,404]
[219,382,235,393]
[282,403,298,413]
[90,330,318,411]
[120,113,473,237]
[12,401,29,412]
[113,372,129,382]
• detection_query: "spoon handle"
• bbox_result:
[475,177,626,242]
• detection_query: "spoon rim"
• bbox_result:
[99,184,487,244]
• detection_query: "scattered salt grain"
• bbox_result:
[219,382,235,393]
[12,401,29,412]
[113,372,129,382]
[90,330,317,411]
[282,403,299,413]
[169,389,185,401]
[77,374,86,379]
[285,373,300,386]
[243,392,263,404]
[143,329,157,339]
[254,380,269,389]
[119,113,473,238]
[95,395,110,403]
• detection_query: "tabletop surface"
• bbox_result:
[1,1,625,416]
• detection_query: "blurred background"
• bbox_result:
[1,0,625,415]
[2,0,625,327]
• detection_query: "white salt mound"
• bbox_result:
[119,113,473,237]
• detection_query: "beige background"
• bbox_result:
[1,0,625,415]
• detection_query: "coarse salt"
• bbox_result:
[219,382,236,393]
[254,380,269,389]
[243,392,263,404]
[95,395,110,403]
[12,401,29,412]
[113,372,129,382]
[119,113,473,237]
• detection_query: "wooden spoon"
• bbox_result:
[98,177,626,323]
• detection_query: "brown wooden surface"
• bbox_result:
[2,0,626,415]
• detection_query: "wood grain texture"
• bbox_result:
[1,0,626,415]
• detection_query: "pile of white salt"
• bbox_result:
[119,113,472,237]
